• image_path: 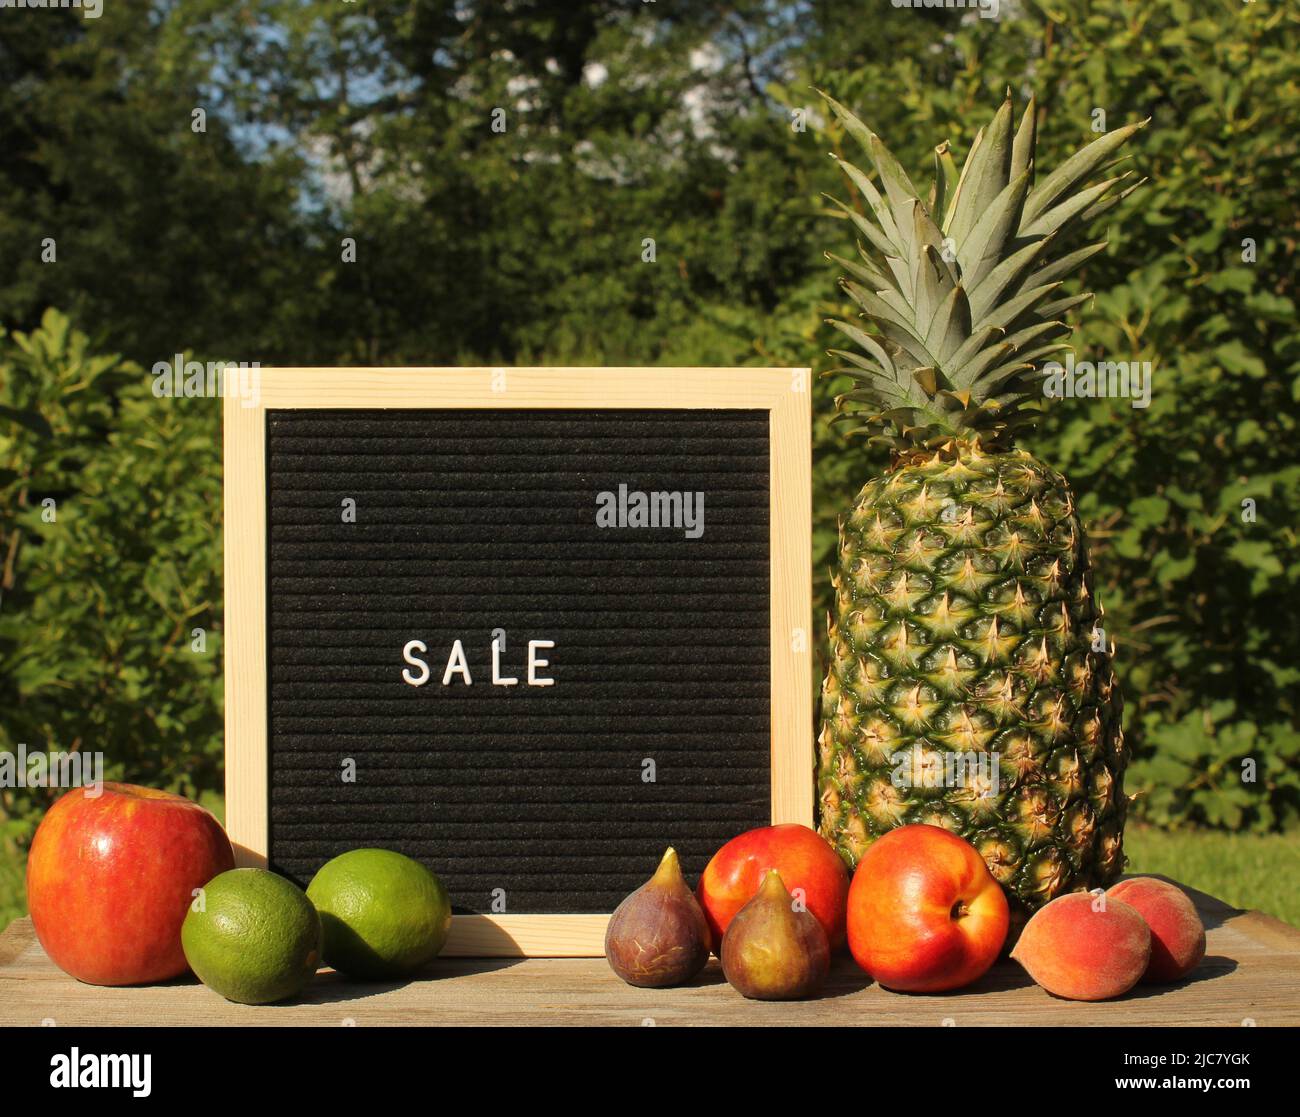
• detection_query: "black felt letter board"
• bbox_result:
[265,408,772,913]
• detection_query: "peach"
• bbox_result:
[1010,891,1151,1001]
[1107,877,1206,983]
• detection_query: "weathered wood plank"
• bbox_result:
[2,880,1297,1026]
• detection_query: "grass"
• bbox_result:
[0,825,1296,931]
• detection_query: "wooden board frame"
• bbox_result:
[223,367,812,956]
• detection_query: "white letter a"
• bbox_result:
[442,640,472,685]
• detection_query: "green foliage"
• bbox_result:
[0,311,223,848]
[0,0,1296,850]
[0,7,316,363]
[0,851,23,929]
[802,0,1300,831]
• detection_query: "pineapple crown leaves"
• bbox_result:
[818,90,1148,454]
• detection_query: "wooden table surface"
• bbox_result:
[2,879,1297,1026]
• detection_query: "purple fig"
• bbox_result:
[721,868,830,1000]
[605,847,711,987]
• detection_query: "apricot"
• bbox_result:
[1010,891,1151,1001]
[1107,877,1206,983]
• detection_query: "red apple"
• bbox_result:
[847,823,1009,993]
[696,823,849,951]
[26,782,235,985]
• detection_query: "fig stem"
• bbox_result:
[652,846,685,888]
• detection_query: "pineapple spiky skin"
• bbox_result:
[816,440,1126,922]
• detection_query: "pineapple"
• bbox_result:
[815,92,1146,923]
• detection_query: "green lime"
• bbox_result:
[306,849,452,979]
[181,868,321,1005]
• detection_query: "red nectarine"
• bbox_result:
[846,823,1009,993]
